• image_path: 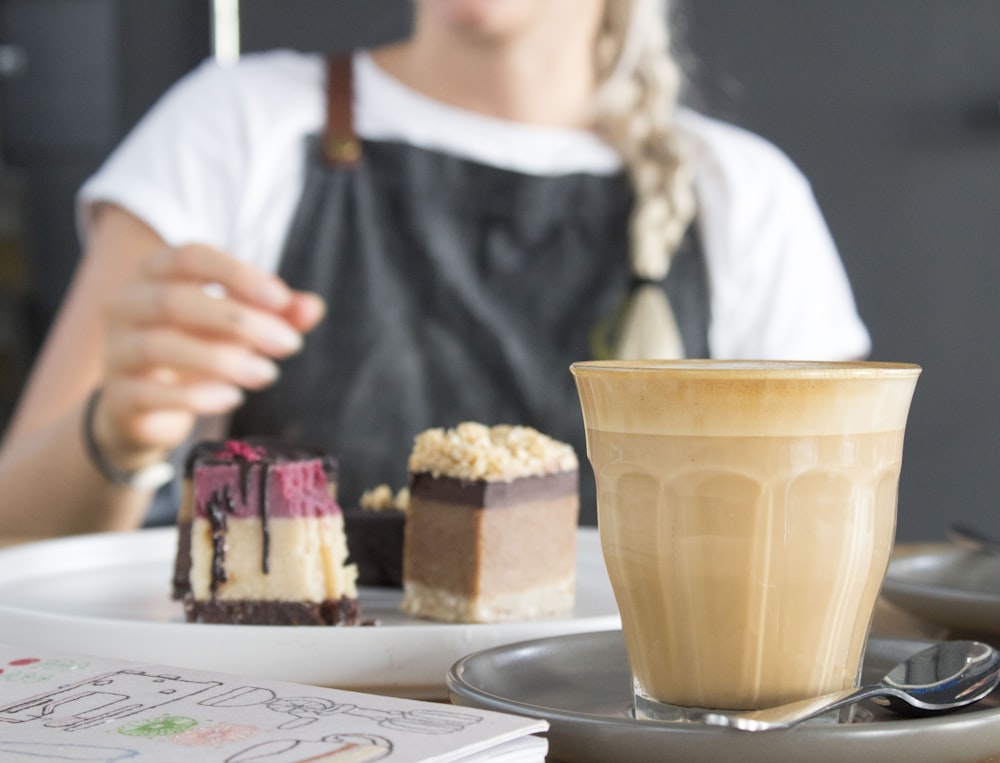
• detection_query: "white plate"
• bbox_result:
[448,631,1000,763]
[0,527,619,699]
[882,549,1000,634]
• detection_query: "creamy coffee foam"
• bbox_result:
[572,360,920,437]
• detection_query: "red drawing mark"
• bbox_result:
[173,723,258,747]
[8,658,40,666]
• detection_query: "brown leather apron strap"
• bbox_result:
[324,54,361,167]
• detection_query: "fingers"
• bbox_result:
[283,292,327,334]
[111,281,305,358]
[98,377,243,458]
[109,243,329,364]
[96,243,326,462]
[106,327,281,390]
[110,376,244,419]
[142,244,294,312]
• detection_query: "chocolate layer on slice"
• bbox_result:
[409,470,577,507]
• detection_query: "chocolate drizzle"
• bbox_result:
[237,459,253,505]
[205,484,236,594]
[171,520,193,599]
[259,460,271,574]
[200,448,275,591]
[190,437,339,599]
[197,443,280,583]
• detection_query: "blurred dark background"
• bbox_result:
[1,0,998,541]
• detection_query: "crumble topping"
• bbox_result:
[407,422,578,482]
[359,484,410,512]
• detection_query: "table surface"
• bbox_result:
[0,535,996,762]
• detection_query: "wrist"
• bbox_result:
[82,388,176,491]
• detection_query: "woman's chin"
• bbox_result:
[417,0,543,38]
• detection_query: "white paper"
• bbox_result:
[0,643,547,762]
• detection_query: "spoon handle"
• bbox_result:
[702,685,890,731]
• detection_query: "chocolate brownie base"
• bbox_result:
[342,508,406,588]
[184,595,361,626]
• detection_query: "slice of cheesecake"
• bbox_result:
[182,438,359,626]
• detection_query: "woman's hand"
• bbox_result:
[0,204,325,534]
[94,243,325,472]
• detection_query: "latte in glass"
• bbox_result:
[572,360,920,720]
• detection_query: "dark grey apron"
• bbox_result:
[224,55,710,526]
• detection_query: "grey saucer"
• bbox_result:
[883,549,1000,634]
[448,631,1000,763]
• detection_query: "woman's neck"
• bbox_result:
[371,6,602,128]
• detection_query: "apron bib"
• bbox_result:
[230,56,711,524]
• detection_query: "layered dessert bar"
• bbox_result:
[401,423,579,623]
[173,438,340,600]
[180,438,359,625]
[342,484,408,588]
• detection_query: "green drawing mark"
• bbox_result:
[119,715,198,737]
[39,658,91,671]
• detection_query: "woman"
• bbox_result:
[0,0,869,535]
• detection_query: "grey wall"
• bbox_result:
[240,0,411,54]
[3,1,999,541]
[676,1,1000,541]
[0,0,209,343]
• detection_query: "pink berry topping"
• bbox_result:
[223,440,265,461]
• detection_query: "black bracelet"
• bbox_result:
[82,388,175,490]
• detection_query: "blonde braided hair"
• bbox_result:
[593,0,696,359]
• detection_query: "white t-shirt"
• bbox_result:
[79,49,870,360]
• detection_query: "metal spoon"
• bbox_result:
[702,640,1000,732]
